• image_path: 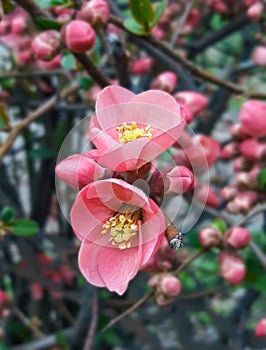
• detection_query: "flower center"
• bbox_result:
[116,121,152,143]
[101,208,141,250]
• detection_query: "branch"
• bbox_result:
[84,289,99,350]
[109,15,266,100]
[0,83,79,163]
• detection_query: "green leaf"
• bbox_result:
[28,146,55,159]
[77,76,93,90]
[36,0,66,8]
[55,331,70,349]
[258,168,266,190]
[129,0,154,28]
[2,0,14,14]
[211,218,227,234]
[34,17,62,30]
[10,219,39,237]
[1,207,15,224]
[149,0,166,28]
[124,18,145,36]
[60,53,76,69]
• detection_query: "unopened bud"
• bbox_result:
[219,251,246,285]
[174,91,208,117]
[163,166,194,195]
[61,20,96,54]
[233,156,252,172]
[255,318,266,338]
[239,139,266,161]
[247,2,264,21]
[199,227,222,247]
[240,100,266,138]
[31,30,61,61]
[160,274,182,297]
[252,46,266,66]
[151,71,177,93]
[224,227,251,249]
[220,142,239,159]
[78,0,110,27]
[230,123,250,139]
[220,184,239,200]
[131,57,154,75]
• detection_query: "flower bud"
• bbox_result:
[61,20,96,54]
[155,294,173,307]
[252,46,266,66]
[220,184,239,200]
[220,142,239,159]
[131,57,154,75]
[174,91,208,117]
[163,166,194,195]
[37,54,62,70]
[55,154,107,189]
[230,123,250,139]
[31,30,61,61]
[199,227,222,247]
[247,2,264,21]
[11,12,28,34]
[195,183,220,208]
[78,0,110,27]
[239,139,266,161]
[255,318,266,337]
[219,251,246,285]
[151,71,177,93]
[228,191,258,214]
[233,156,252,172]
[159,274,182,297]
[239,100,266,138]
[224,227,251,249]
[0,291,8,306]
[236,167,260,188]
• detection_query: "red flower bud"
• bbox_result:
[255,318,266,337]
[240,100,266,138]
[224,227,251,249]
[163,166,194,195]
[78,0,110,27]
[61,20,96,54]
[219,251,246,285]
[131,57,154,75]
[199,227,222,247]
[151,71,177,93]
[31,30,61,61]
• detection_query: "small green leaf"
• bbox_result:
[1,207,15,224]
[2,0,14,14]
[124,18,145,36]
[28,146,55,159]
[149,0,166,28]
[36,0,66,8]
[211,218,227,234]
[55,331,70,349]
[34,17,62,30]
[77,76,93,90]
[129,0,154,27]
[258,168,266,190]
[10,219,39,237]
[60,53,76,69]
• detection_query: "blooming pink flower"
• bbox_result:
[71,178,166,294]
[239,100,266,138]
[89,86,186,172]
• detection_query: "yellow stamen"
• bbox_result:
[116,121,152,144]
[101,209,141,250]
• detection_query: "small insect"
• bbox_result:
[165,224,183,250]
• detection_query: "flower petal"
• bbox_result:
[96,85,135,111]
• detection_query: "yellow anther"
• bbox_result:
[116,121,153,143]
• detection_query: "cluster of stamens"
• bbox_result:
[116,121,152,144]
[101,209,141,250]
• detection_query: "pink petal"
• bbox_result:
[96,85,135,111]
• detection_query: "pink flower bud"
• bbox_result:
[151,71,177,93]
[147,275,160,288]
[199,227,222,247]
[220,142,239,159]
[183,9,201,33]
[239,139,266,161]
[230,190,258,214]
[220,184,239,200]
[219,251,246,285]
[31,30,61,61]
[78,0,110,26]
[174,91,208,117]
[163,166,194,195]
[252,46,266,66]
[37,54,62,70]
[255,318,266,337]
[0,19,10,35]
[16,50,32,65]
[55,154,107,189]
[0,291,8,306]
[61,20,96,54]
[224,227,251,249]
[247,2,264,21]
[239,100,266,138]
[233,156,252,172]
[160,274,182,297]
[236,167,260,188]
[230,123,250,139]
[196,183,220,208]
[11,13,28,34]
[131,57,154,75]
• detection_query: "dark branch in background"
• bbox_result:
[14,0,48,18]
[84,289,99,350]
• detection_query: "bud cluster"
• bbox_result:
[148,273,182,306]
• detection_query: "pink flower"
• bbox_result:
[89,86,186,172]
[239,100,266,138]
[252,46,266,66]
[71,178,166,294]
[255,318,266,337]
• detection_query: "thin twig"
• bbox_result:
[84,289,99,350]
[13,307,44,338]
[174,247,207,275]
[109,15,266,100]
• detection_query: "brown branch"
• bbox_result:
[0,83,79,163]
[174,247,208,275]
[13,307,44,338]
[109,15,266,100]
[84,289,99,350]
